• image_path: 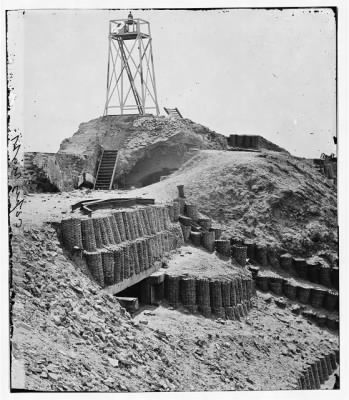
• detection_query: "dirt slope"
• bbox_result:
[135,150,337,258]
[11,223,338,392]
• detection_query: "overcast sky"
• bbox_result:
[7,8,336,158]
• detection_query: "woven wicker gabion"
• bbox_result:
[108,215,121,244]
[101,250,114,286]
[129,211,140,239]
[177,184,185,198]
[113,247,122,283]
[279,253,293,272]
[185,204,199,221]
[324,290,338,311]
[256,275,269,292]
[165,275,180,306]
[293,258,308,280]
[306,261,320,284]
[268,277,284,296]
[127,243,135,277]
[172,201,180,222]
[209,280,223,308]
[142,208,152,235]
[85,251,104,287]
[135,239,144,272]
[215,240,231,257]
[283,281,297,300]
[196,278,210,306]
[121,244,130,279]
[113,212,127,242]
[232,244,247,267]
[202,231,215,252]
[211,307,225,319]
[126,212,136,240]
[331,267,339,289]
[235,277,244,303]
[255,245,268,266]
[61,218,83,251]
[230,279,237,305]
[142,239,149,271]
[98,218,111,246]
[103,216,116,246]
[134,210,144,237]
[319,266,332,287]
[81,218,97,252]
[130,241,140,275]
[310,288,326,308]
[92,218,103,248]
[221,280,231,306]
[297,286,311,304]
[180,277,197,305]
[198,305,212,317]
[180,224,191,242]
[121,212,132,241]
[190,231,202,246]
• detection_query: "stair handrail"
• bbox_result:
[94,147,104,190]
[109,151,119,190]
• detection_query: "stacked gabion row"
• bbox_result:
[244,240,339,290]
[165,274,255,319]
[61,218,83,252]
[61,205,177,253]
[297,350,338,390]
[255,275,339,312]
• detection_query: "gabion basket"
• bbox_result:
[279,253,293,272]
[215,240,231,257]
[92,218,103,248]
[109,215,122,244]
[202,231,215,252]
[190,231,202,246]
[103,216,116,246]
[165,275,180,306]
[113,212,127,242]
[283,281,297,300]
[232,245,247,267]
[221,280,231,306]
[255,245,268,266]
[211,307,226,319]
[81,218,97,252]
[121,212,132,241]
[185,204,199,221]
[297,286,311,304]
[196,278,210,306]
[209,280,223,308]
[324,290,338,311]
[101,250,115,286]
[181,224,191,242]
[85,251,104,287]
[113,247,123,283]
[319,266,332,287]
[244,240,256,261]
[180,277,197,306]
[61,218,83,251]
[307,262,321,284]
[293,258,308,280]
[310,288,326,308]
[172,201,180,222]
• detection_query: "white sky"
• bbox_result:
[7,8,336,157]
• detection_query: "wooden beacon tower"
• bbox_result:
[104,13,160,116]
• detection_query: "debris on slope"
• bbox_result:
[11,219,338,391]
[135,150,337,258]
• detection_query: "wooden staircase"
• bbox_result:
[94,150,118,190]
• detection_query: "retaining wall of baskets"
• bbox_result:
[60,204,184,287]
[255,275,339,332]
[233,238,339,290]
[164,274,255,320]
[296,349,339,390]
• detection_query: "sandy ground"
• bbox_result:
[164,245,246,279]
